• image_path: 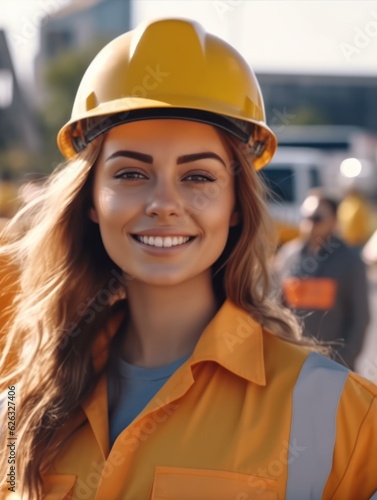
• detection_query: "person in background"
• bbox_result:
[0,18,376,500]
[274,190,370,370]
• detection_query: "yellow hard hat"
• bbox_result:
[57,18,277,169]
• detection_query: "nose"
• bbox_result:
[144,178,183,219]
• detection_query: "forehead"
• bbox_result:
[99,119,232,157]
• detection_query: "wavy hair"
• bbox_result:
[214,135,322,344]
[0,130,322,498]
[0,136,125,497]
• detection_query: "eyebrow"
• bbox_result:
[177,152,226,167]
[105,150,153,163]
[105,150,226,167]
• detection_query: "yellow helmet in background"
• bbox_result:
[57,18,277,169]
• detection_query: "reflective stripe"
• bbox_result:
[370,491,377,499]
[286,352,349,499]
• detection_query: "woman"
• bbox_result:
[0,18,376,499]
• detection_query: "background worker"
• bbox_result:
[274,190,370,370]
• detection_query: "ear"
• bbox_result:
[229,209,240,227]
[88,207,99,224]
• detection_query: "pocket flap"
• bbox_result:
[150,466,277,499]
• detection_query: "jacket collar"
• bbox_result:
[91,299,266,387]
[86,299,266,458]
[188,299,266,386]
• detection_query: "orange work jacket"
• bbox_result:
[6,300,377,499]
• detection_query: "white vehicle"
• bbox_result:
[274,125,377,199]
[260,147,327,243]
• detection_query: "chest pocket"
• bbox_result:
[42,474,77,500]
[150,466,277,500]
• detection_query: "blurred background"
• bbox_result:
[1,0,377,379]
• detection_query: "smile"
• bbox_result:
[132,235,196,248]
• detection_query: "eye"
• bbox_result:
[183,173,216,183]
[114,170,148,180]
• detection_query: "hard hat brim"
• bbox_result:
[58,100,277,170]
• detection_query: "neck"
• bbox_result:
[307,239,321,253]
[121,272,219,367]
[307,233,334,253]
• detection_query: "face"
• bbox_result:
[300,196,337,243]
[89,119,239,287]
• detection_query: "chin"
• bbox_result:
[136,273,189,287]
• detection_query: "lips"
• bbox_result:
[132,235,196,248]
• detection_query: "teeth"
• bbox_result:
[136,235,191,247]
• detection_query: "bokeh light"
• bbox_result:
[340,158,362,178]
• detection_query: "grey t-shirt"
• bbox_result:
[108,353,190,447]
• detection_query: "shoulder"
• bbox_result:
[261,330,343,396]
[263,330,376,402]
[262,329,311,375]
[277,238,304,259]
[343,369,377,402]
[274,238,305,274]
[340,241,369,278]
[333,236,364,263]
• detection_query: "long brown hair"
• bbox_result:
[0,136,125,497]
[0,129,321,498]
[217,135,315,344]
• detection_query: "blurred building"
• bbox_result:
[0,29,40,155]
[258,73,377,200]
[258,72,377,134]
[35,0,132,102]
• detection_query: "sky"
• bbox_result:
[1,0,377,87]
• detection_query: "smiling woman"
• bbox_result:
[0,17,376,500]
[89,120,238,293]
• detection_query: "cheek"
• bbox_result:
[96,187,115,217]
[190,178,235,223]
[95,187,135,225]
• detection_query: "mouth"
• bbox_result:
[131,235,197,248]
